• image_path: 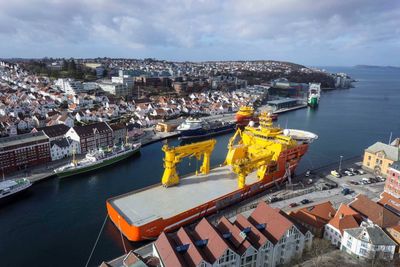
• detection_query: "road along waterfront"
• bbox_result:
[0,66,399,267]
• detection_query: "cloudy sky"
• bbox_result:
[0,0,399,65]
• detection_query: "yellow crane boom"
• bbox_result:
[161,139,217,187]
[231,151,274,189]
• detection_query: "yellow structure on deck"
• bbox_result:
[226,112,298,188]
[161,139,217,187]
[236,106,254,117]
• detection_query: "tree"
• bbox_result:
[304,238,333,267]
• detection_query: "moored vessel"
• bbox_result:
[308,83,321,108]
[106,112,317,241]
[0,178,31,199]
[177,117,235,139]
[54,143,141,178]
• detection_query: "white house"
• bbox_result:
[50,137,79,161]
[324,204,361,247]
[341,223,397,261]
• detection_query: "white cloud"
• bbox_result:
[0,0,398,65]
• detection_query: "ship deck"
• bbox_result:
[109,165,259,227]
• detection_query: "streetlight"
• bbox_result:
[339,155,343,172]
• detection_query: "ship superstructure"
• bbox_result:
[106,113,317,241]
[177,117,235,139]
[308,83,321,108]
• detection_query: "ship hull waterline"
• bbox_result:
[56,149,140,179]
[106,143,308,241]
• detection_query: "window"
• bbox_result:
[361,242,367,248]
[347,240,352,248]
[359,248,367,255]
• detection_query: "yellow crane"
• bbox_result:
[230,151,275,189]
[161,139,217,187]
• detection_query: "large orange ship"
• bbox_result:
[235,106,276,127]
[106,113,317,241]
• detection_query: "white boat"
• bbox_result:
[0,178,32,199]
[54,143,141,178]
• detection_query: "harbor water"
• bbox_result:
[1,67,400,267]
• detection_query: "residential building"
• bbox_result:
[349,194,400,228]
[32,124,70,141]
[111,76,134,90]
[0,131,51,174]
[110,123,127,145]
[378,192,400,216]
[152,202,312,267]
[50,137,78,161]
[100,250,157,267]
[341,223,396,261]
[288,201,336,237]
[55,78,84,94]
[362,141,400,176]
[384,161,400,198]
[65,122,113,154]
[98,80,130,97]
[324,204,361,247]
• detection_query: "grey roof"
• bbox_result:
[0,131,49,149]
[390,161,400,172]
[365,142,400,161]
[345,225,397,246]
[50,137,71,149]
[36,124,70,138]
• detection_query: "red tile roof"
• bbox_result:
[378,192,400,213]
[249,202,293,243]
[349,194,400,228]
[288,201,336,229]
[216,217,253,255]
[193,218,230,263]
[328,204,361,235]
[154,232,185,267]
[234,214,270,249]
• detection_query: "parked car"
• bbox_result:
[305,170,311,177]
[306,178,313,185]
[378,176,386,182]
[331,170,342,178]
[301,199,311,204]
[369,177,378,183]
[289,203,298,208]
[268,196,282,203]
[341,188,353,195]
[361,178,371,184]
[344,170,354,176]
[349,180,359,185]
[357,169,365,175]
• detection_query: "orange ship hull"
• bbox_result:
[106,143,309,241]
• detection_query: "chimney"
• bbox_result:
[328,212,332,218]
[340,213,344,219]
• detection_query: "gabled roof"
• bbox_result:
[73,122,112,137]
[248,201,293,243]
[288,201,336,229]
[216,216,253,255]
[35,124,70,138]
[345,225,397,246]
[234,214,270,249]
[192,218,231,263]
[328,204,361,235]
[378,192,400,214]
[349,194,400,228]
[365,142,400,161]
[174,227,208,267]
[154,232,185,267]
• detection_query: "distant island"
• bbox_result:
[355,65,400,69]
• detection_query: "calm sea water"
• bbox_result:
[0,67,399,267]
